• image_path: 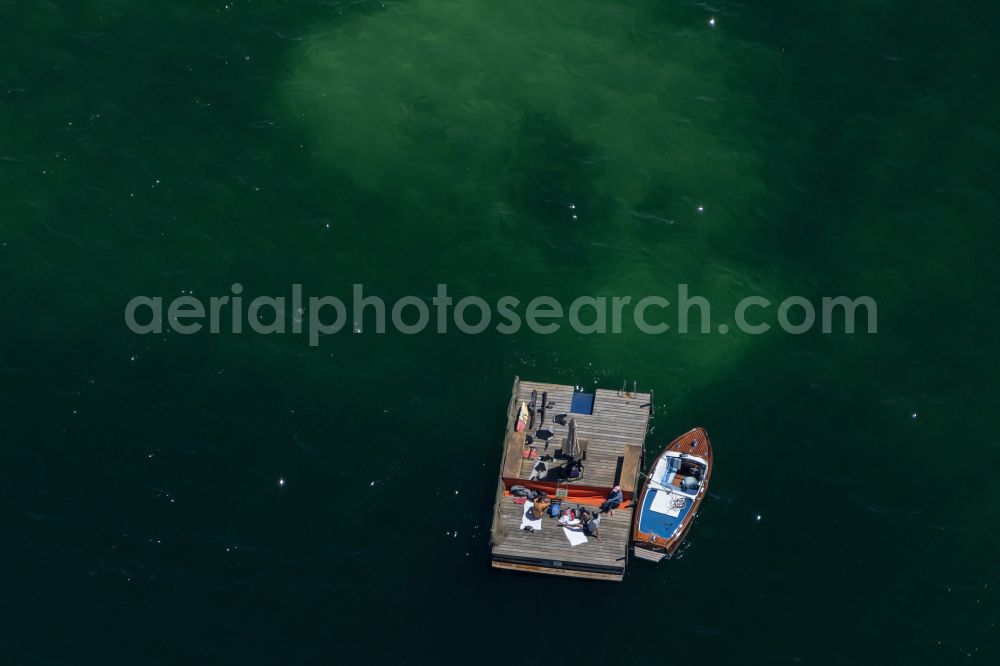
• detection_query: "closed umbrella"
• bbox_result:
[564,417,582,460]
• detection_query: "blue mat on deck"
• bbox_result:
[570,391,595,414]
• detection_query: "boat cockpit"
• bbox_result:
[652,452,707,497]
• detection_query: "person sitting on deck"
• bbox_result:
[599,485,623,515]
[578,510,601,541]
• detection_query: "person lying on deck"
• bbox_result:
[600,486,623,515]
[559,508,580,526]
[578,510,601,541]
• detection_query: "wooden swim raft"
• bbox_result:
[489,377,653,581]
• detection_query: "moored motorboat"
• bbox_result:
[632,427,712,562]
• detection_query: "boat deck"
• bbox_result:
[636,486,692,538]
[489,378,652,581]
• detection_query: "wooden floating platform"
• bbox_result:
[490,377,652,582]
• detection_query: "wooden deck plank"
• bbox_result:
[492,561,623,582]
[502,429,526,479]
[620,444,642,493]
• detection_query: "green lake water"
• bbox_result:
[2,1,999,663]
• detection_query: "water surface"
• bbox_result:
[1,1,998,663]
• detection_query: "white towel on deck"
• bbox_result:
[563,527,588,546]
[520,501,543,530]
